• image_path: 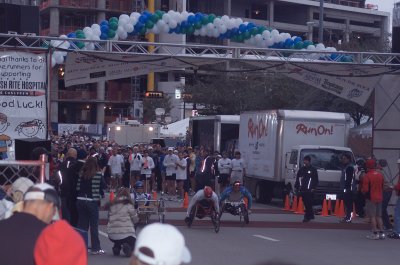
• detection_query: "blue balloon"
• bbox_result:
[231,28,239,36]
[100,32,108,40]
[294,37,302,43]
[247,22,255,30]
[174,25,181,33]
[284,38,294,48]
[239,24,247,33]
[139,15,148,24]
[195,13,202,22]
[67,32,76,38]
[134,21,144,31]
[225,30,232,38]
[142,10,151,17]
[100,25,109,33]
[277,42,285,48]
[168,28,174,34]
[181,21,188,28]
[330,53,339,61]
[188,15,196,24]
[100,20,108,26]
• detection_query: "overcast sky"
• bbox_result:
[367,0,394,14]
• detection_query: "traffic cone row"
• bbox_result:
[294,197,304,214]
[282,194,290,211]
[291,195,298,212]
[109,190,115,202]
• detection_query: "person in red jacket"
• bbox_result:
[361,159,385,240]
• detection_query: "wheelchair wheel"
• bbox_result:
[239,204,247,227]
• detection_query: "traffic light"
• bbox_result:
[144,91,164,98]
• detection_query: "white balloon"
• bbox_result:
[168,19,177,29]
[92,35,100,41]
[60,40,70,49]
[227,19,235,30]
[218,24,227,34]
[194,29,200,36]
[91,24,100,31]
[261,30,270,38]
[60,51,67,57]
[364,59,374,64]
[199,27,207,37]
[174,13,183,23]
[60,34,68,39]
[307,45,316,50]
[119,14,129,22]
[130,12,140,19]
[221,15,230,22]
[129,17,138,26]
[315,43,325,50]
[271,29,279,36]
[274,35,283,43]
[117,26,126,37]
[235,18,243,27]
[83,27,91,34]
[124,23,134,33]
[266,37,274,47]
[248,37,255,45]
[254,34,262,43]
[206,23,214,31]
[181,11,189,20]
[162,13,171,23]
[213,18,222,26]
[50,40,62,47]
[54,52,64,64]
[152,25,160,34]
[86,43,95,50]
[157,20,166,28]
[212,29,219,38]
[120,31,128,40]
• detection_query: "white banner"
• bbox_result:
[0,52,47,139]
[278,63,383,106]
[64,53,211,87]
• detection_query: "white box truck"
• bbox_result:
[189,115,239,153]
[239,110,354,203]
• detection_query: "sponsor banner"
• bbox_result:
[64,53,212,87]
[0,52,47,139]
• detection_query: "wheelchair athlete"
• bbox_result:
[185,186,219,223]
[219,181,252,216]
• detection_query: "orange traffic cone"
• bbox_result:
[321,199,329,217]
[152,191,157,200]
[109,190,115,202]
[282,194,290,211]
[182,192,189,209]
[291,196,298,212]
[351,203,357,219]
[327,199,332,215]
[295,197,305,214]
[337,200,345,218]
[333,199,340,216]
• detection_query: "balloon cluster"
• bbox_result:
[49,10,374,67]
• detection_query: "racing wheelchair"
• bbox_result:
[186,199,220,233]
[220,199,249,227]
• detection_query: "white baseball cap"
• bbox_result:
[168,147,174,151]
[134,223,191,265]
[397,158,400,164]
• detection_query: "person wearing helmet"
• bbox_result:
[131,181,151,203]
[185,186,219,223]
[220,181,252,211]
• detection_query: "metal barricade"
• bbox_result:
[0,154,48,185]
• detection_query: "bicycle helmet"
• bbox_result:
[134,181,144,189]
[204,186,213,198]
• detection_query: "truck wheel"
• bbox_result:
[264,182,273,204]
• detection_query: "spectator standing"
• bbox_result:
[129,147,142,188]
[362,159,385,239]
[76,157,104,255]
[195,149,214,191]
[218,151,232,193]
[378,159,395,231]
[108,149,124,190]
[230,151,246,184]
[0,183,60,265]
[140,150,155,193]
[163,147,178,196]
[188,147,196,195]
[340,153,355,223]
[176,152,187,200]
[295,155,319,222]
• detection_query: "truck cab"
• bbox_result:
[285,145,354,202]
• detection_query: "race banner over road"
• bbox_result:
[0,52,47,139]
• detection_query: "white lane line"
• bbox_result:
[99,231,108,238]
[253,234,280,242]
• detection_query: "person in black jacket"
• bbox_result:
[340,153,355,223]
[295,155,319,222]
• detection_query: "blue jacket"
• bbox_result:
[220,186,252,209]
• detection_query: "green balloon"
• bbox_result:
[237,34,244,42]
[155,10,163,19]
[109,21,118,31]
[181,27,187,34]
[151,14,159,23]
[187,26,195,35]
[208,14,216,23]
[201,16,208,25]
[244,31,251,40]
[294,42,303,49]
[194,21,202,30]
[145,20,154,29]
[250,27,258,36]
[76,33,85,39]
[109,17,118,24]
[258,26,266,34]
[77,42,85,49]
[75,30,84,35]
[140,27,147,35]
[108,29,116,39]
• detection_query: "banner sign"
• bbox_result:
[58,123,103,135]
[0,52,47,139]
[64,53,211,87]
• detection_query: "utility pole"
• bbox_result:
[319,0,324,43]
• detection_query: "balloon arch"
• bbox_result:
[50,10,372,66]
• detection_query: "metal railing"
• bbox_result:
[0,154,48,186]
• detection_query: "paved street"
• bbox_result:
[88,195,399,265]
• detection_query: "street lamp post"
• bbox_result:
[319,0,324,43]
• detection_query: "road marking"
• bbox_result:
[253,234,280,242]
[99,231,108,238]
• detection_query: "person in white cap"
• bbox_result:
[130,223,191,265]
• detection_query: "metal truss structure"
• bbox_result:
[1,33,400,66]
